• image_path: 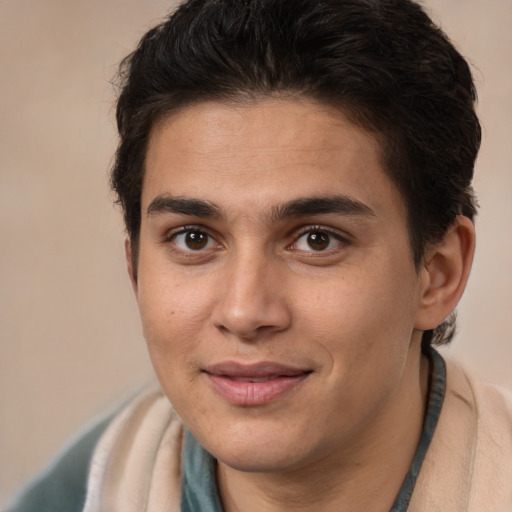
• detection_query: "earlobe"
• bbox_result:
[125,238,138,293]
[415,216,476,331]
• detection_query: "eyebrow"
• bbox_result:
[147,195,223,218]
[269,195,375,222]
[146,194,375,221]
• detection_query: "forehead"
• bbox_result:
[142,99,405,220]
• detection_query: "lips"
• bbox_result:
[230,376,280,383]
[204,362,311,406]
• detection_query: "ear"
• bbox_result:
[414,216,476,331]
[124,238,138,293]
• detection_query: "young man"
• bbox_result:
[9,0,512,511]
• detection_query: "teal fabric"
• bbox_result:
[181,347,446,512]
[181,429,224,512]
[389,348,446,511]
[6,413,114,512]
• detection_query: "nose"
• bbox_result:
[211,250,292,341]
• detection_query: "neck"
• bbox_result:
[217,344,430,512]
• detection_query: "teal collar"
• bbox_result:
[181,428,223,512]
[181,348,446,512]
[390,348,446,511]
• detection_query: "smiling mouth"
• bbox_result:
[230,376,281,382]
[204,362,312,406]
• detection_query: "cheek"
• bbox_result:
[136,269,212,360]
[298,263,419,366]
[136,275,210,411]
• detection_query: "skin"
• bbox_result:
[127,98,475,511]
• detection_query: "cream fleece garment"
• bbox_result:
[409,359,512,511]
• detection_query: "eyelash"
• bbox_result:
[162,224,350,257]
[289,225,350,254]
[163,225,218,251]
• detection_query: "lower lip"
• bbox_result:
[207,374,310,406]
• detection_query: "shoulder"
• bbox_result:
[440,357,512,509]
[444,357,512,437]
[6,386,169,512]
[82,386,183,512]
[6,411,115,512]
[410,353,512,511]
[450,361,512,508]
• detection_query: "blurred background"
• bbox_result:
[1,0,511,506]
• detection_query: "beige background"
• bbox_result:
[1,0,511,506]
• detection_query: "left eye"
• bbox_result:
[294,230,343,252]
[172,229,215,251]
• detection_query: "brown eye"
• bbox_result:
[307,231,330,251]
[172,229,214,251]
[293,228,346,253]
[185,231,208,250]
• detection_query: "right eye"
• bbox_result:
[170,228,216,251]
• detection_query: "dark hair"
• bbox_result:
[111,0,480,345]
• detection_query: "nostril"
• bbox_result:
[210,266,292,339]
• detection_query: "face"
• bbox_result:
[132,99,426,474]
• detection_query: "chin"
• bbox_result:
[218,448,302,473]
[201,424,315,474]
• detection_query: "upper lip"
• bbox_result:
[203,361,311,378]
